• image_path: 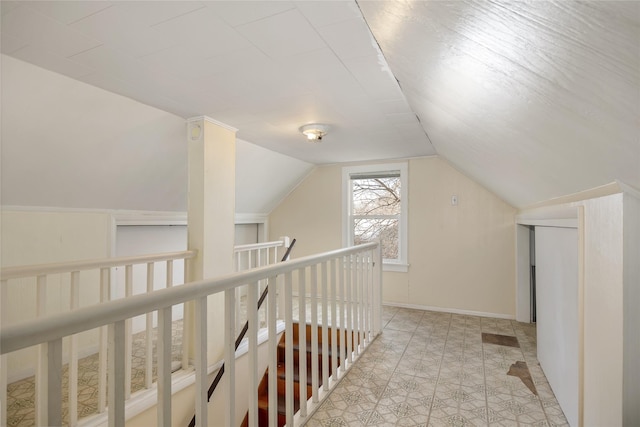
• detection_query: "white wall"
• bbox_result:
[535,226,579,427]
[622,192,640,425]
[581,193,624,426]
[517,186,640,426]
[269,156,517,317]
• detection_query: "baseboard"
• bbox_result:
[384,301,515,320]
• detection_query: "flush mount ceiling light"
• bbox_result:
[299,123,329,141]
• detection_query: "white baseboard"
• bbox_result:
[384,301,515,320]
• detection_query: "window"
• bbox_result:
[343,163,408,272]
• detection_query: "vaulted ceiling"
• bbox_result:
[1,1,638,209]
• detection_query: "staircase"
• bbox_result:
[240,322,357,427]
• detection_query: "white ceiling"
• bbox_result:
[359,0,639,207]
[1,1,638,209]
[1,0,434,166]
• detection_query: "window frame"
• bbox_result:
[342,162,409,272]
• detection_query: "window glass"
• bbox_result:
[343,163,408,271]
[351,175,401,260]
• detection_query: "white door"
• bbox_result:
[535,226,579,427]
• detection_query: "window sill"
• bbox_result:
[383,262,409,273]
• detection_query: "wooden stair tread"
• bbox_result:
[241,322,356,427]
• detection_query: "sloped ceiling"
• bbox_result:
[1,55,313,213]
[359,0,639,207]
[1,1,639,209]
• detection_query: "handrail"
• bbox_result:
[233,240,286,252]
[0,250,197,281]
[0,242,376,355]
[187,238,296,427]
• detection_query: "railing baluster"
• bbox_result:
[69,271,80,426]
[47,338,63,427]
[330,259,338,381]
[36,274,48,424]
[358,255,364,352]
[145,262,154,389]
[195,296,208,427]
[284,271,294,427]
[99,268,110,413]
[321,261,329,391]
[182,262,190,371]
[124,265,133,400]
[363,255,370,345]
[166,260,173,288]
[157,306,172,427]
[248,281,258,427]
[298,268,307,418]
[267,275,278,427]
[224,289,235,427]
[372,245,382,336]
[310,264,319,403]
[338,257,346,374]
[108,320,125,427]
[353,254,362,355]
[358,255,368,352]
[0,280,7,427]
[347,255,354,366]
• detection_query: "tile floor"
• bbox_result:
[306,306,569,426]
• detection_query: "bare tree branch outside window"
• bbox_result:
[351,176,401,260]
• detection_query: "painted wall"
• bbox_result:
[535,226,579,427]
[1,209,112,380]
[269,156,517,317]
[622,192,640,425]
[517,186,640,425]
[581,193,624,426]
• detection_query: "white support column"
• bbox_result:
[186,116,237,364]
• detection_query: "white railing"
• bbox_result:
[0,250,196,427]
[233,237,291,333]
[1,242,382,427]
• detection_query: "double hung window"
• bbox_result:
[343,163,408,271]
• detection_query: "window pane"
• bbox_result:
[353,218,398,260]
[352,177,401,216]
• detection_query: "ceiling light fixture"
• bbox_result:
[299,123,329,141]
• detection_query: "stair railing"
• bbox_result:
[187,239,296,427]
[0,250,196,427]
[0,241,381,427]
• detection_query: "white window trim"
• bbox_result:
[342,162,409,272]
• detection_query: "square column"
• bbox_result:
[187,116,237,363]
